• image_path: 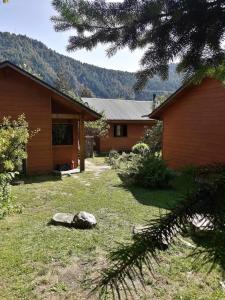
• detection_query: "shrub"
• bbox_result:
[0,115,38,218]
[118,153,174,188]
[196,163,225,184]
[132,143,149,155]
[0,172,22,219]
[106,150,120,168]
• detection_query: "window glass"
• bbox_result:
[52,124,73,145]
[114,124,127,137]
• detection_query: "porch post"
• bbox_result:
[79,114,85,172]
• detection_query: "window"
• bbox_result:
[114,124,127,137]
[52,124,73,145]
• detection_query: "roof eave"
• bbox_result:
[107,119,156,122]
[149,80,191,119]
[0,61,101,120]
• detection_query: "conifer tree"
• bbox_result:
[79,86,95,98]
[51,1,225,298]
[52,0,225,89]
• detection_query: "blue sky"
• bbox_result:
[0,0,144,72]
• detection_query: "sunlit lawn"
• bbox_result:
[0,158,223,299]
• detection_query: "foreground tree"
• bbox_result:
[52,0,225,89]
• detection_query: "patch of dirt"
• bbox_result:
[85,160,111,178]
[34,256,107,300]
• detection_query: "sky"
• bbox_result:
[0,0,144,72]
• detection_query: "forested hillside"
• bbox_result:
[0,32,181,100]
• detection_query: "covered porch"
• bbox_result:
[51,96,100,173]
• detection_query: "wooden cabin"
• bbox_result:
[0,61,100,175]
[83,98,155,152]
[149,78,225,169]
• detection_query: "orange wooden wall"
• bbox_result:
[161,78,225,169]
[0,67,79,174]
[99,122,153,152]
[0,67,53,174]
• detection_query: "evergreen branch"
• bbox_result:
[94,192,204,298]
[94,177,225,299]
[52,0,225,89]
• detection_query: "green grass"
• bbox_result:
[0,158,224,299]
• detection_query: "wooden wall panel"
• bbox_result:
[99,122,153,152]
[0,67,52,174]
[162,78,225,169]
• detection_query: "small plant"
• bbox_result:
[106,150,120,168]
[132,142,149,155]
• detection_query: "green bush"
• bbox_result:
[0,172,22,219]
[142,122,163,155]
[0,115,37,218]
[132,143,149,155]
[106,150,120,168]
[106,150,136,169]
[118,153,174,188]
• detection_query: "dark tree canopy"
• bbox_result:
[52,0,225,90]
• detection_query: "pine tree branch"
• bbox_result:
[93,176,225,299]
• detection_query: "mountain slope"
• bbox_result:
[0,32,181,100]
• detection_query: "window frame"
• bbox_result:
[113,124,128,138]
[52,123,74,146]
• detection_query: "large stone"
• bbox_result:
[73,211,97,229]
[51,213,74,227]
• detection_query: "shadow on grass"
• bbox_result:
[18,174,62,185]
[113,181,181,210]
[112,172,197,210]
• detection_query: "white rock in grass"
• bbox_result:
[52,213,74,226]
[73,211,97,229]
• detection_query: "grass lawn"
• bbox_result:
[0,157,224,300]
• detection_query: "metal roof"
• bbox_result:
[82,98,153,121]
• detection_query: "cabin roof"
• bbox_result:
[82,97,153,121]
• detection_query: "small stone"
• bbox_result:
[51,213,74,227]
[73,211,97,229]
